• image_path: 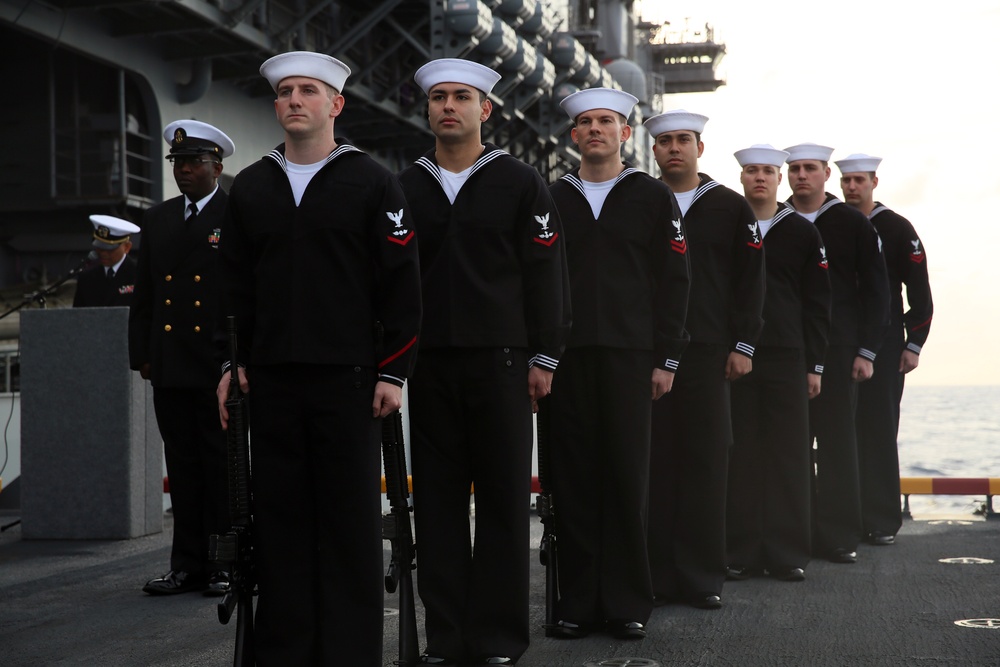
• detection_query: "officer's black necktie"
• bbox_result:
[107,268,115,280]
[188,202,199,220]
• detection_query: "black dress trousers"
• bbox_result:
[248,363,383,667]
[648,343,732,601]
[809,345,864,555]
[153,386,229,576]
[727,347,812,571]
[408,347,533,663]
[547,346,654,626]
[856,332,906,537]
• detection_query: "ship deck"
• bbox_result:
[1,509,998,666]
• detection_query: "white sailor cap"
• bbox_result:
[89,215,140,250]
[414,58,502,96]
[784,143,835,163]
[260,51,351,93]
[734,144,790,168]
[163,120,235,159]
[835,153,883,173]
[642,109,709,137]
[559,87,638,121]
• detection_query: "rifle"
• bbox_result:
[382,410,419,667]
[535,398,560,636]
[208,315,256,667]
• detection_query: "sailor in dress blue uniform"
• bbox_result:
[836,153,933,546]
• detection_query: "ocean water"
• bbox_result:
[897,385,1000,516]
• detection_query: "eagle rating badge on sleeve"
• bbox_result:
[385,209,414,246]
[533,213,558,246]
[670,218,687,255]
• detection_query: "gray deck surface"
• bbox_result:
[1,509,998,666]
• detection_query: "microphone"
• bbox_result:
[1,251,100,318]
[70,250,99,276]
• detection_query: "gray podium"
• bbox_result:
[20,307,162,539]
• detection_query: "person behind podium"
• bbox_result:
[72,215,139,308]
[128,119,235,596]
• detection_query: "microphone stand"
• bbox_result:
[0,253,95,530]
[0,254,95,321]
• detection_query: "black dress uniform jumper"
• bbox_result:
[73,254,138,307]
[548,167,690,627]
[218,144,422,667]
[856,202,932,538]
[398,145,570,663]
[128,190,230,582]
[786,193,890,557]
[726,204,831,574]
[648,174,765,603]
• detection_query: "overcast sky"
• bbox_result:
[635,0,1000,386]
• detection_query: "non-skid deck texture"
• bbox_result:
[1,513,997,666]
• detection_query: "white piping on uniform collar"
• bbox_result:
[265,144,363,172]
[815,195,844,218]
[770,204,797,229]
[415,148,509,192]
[560,167,640,197]
[691,178,721,205]
[784,195,845,218]
[869,203,890,220]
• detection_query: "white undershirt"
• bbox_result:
[286,159,326,206]
[673,189,696,217]
[758,216,775,237]
[439,165,474,204]
[580,177,616,219]
[798,209,820,223]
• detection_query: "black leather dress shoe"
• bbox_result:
[142,570,207,595]
[609,621,647,639]
[829,548,858,564]
[868,532,895,546]
[691,594,722,610]
[418,655,456,666]
[546,620,589,639]
[204,571,230,597]
[771,567,806,582]
[480,658,514,665]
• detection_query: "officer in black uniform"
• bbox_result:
[398,58,571,666]
[73,215,139,308]
[129,120,235,596]
[837,153,933,546]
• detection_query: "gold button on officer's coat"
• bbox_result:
[165,299,171,306]
[165,275,172,282]
[194,275,201,282]
[194,301,201,307]
[194,326,201,333]
[164,325,172,332]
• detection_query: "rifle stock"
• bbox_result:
[382,410,419,667]
[535,398,560,636]
[208,315,256,667]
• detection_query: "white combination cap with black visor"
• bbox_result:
[89,214,140,250]
[163,120,235,163]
